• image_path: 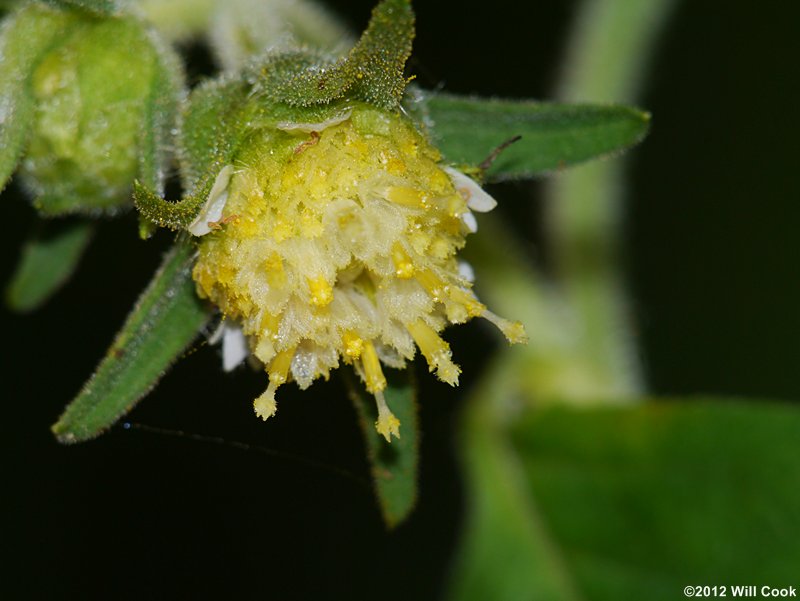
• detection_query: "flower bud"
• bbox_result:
[0,3,182,215]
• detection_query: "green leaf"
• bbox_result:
[347,369,419,528]
[424,93,650,181]
[40,0,124,16]
[52,238,209,443]
[255,0,414,109]
[0,4,76,192]
[5,218,93,312]
[515,402,800,599]
[451,399,800,601]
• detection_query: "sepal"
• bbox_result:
[251,0,413,110]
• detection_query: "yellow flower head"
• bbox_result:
[191,103,525,441]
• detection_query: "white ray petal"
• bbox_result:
[461,210,478,233]
[444,166,498,212]
[222,322,249,372]
[189,165,235,236]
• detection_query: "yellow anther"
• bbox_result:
[391,243,415,278]
[308,275,333,307]
[361,340,387,394]
[407,320,460,386]
[342,331,364,360]
[386,186,428,209]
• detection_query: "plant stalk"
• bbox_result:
[546,0,677,397]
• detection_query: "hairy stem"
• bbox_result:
[545,0,678,397]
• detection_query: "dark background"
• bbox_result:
[2,1,799,599]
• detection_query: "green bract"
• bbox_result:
[0,1,182,215]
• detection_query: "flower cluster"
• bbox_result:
[190,103,526,440]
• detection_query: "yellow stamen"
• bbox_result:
[374,390,400,442]
[482,310,528,344]
[448,287,486,318]
[254,382,279,420]
[361,340,387,394]
[308,275,333,307]
[407,320,460,385]
[391,242,415,278]
[415,269,447,302]
[386,186,428,209]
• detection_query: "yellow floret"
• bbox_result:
[375,391,401,442]
[406,319,461,386]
